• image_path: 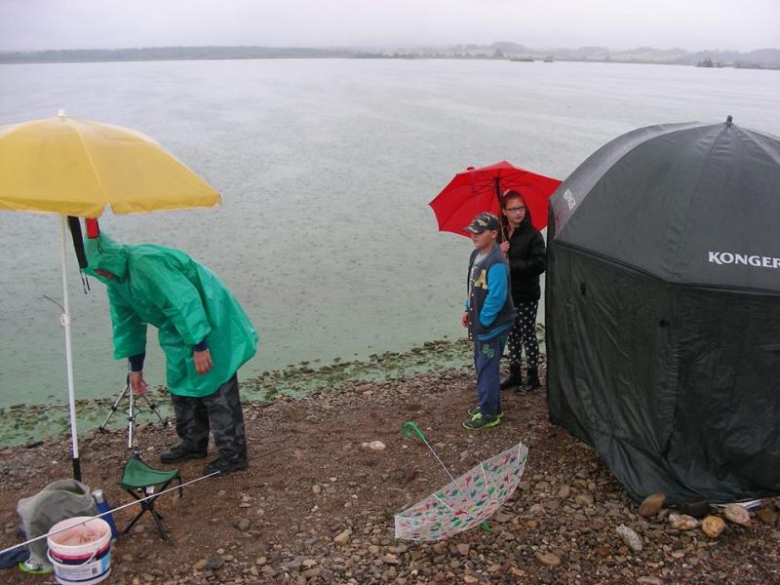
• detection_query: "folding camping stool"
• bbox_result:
[119,457,183,541]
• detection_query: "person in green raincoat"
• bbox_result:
[85,230,258,476]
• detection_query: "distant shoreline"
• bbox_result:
[2,45,778,69]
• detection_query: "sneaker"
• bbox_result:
[203,455,248,476]
[462,413,501,431]
[467,406,505,419]
[18,559,52,575]
[159,443,208,464]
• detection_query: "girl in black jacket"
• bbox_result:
[499,190,547,391]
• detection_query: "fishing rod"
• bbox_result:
[0,471,220,557]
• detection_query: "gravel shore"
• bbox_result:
[2,363,779,584]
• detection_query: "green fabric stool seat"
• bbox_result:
[119,457,182,540]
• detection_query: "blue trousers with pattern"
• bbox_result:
[474,333,508,417]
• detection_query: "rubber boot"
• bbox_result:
[500,363,522,391]
[517,366,541,393]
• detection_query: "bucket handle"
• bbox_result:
[47,547,98,568]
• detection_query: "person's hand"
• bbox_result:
[129,371,149,396]
[461,311,469,328]
[194,348,214,375]
[500,241,510,254]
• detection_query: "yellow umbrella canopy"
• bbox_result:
[0,113,221,217]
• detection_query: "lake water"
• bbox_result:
[1,59,779,408]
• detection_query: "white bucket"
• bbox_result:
[46,517,112,585]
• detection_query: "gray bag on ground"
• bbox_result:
[17,479,98,566]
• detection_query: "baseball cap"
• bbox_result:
[464,212,499,234]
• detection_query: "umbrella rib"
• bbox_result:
[431,493,456,512]
[68,118,109,213]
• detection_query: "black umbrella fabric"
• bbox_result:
[545,119,780,504]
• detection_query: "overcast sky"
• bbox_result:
[1,0,778,53]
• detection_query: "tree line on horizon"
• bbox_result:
[1,44,778,68]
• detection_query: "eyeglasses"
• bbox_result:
[505,206,526,213]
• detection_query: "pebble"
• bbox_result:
[616,524,643,552]
[456,543,470,556]
[575,494,594,506]
[234,518,251,531]
[361,441,386,451]
[668,512,699,531]
[757,507,778,525]
[334,529,352,544]
[638,493,666,517]
[534,551,561,567]
[702,515,726,538]
[723,504,751,526]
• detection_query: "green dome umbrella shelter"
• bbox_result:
[546,118,780,504]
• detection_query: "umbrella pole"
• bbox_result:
[60,215,82,481]
[495,178,505,244]
[402,422,489,531]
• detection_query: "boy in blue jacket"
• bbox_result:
[461,213,516,430]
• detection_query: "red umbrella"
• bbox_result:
[429,161,561,237]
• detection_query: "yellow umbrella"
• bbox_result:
[0,112,222,480]
[0,113,220,216]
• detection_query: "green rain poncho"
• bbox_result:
[85,233,258,398]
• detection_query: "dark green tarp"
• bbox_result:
[546,120,780,504]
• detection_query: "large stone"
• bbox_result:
[361,441,386,451]
[334,529,352,544]
[534,552,561,567]
[638,493,666,517]
[575,494,594,507]
[668,513,699,531]
[615,524,643,552]
[193,559,208,571]
[701,515,726,538]
[234,518,251,531]
[757,507,778,525]
[723,504,751,526]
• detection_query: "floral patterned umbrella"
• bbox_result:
[395,422,529,541]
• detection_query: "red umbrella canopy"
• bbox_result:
[429,161,561,236]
